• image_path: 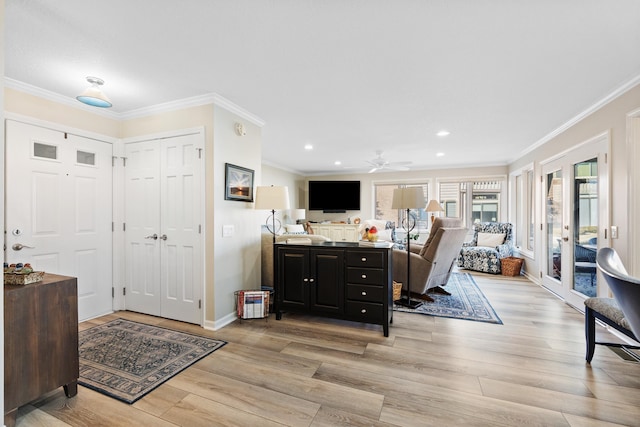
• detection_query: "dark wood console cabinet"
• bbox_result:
[275,242,393,336]
[4,274,79,427]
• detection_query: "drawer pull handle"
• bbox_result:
[361,291,367,296]
[361,274,367,279]
[361,257,367,262]
[361,309,367,314]
[309,278,315,282]
[303,278,308,282]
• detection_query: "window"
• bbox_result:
[510,165,534,254]
[33,142,57,160]
[77,150,96,166]
[374,183,429,233]
[438,179,503,229]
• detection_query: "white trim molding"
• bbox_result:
[5,78,266,127]
[627,108,640,276]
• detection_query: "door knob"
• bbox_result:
[145,234,158,240]
[562,237,569,242]
[12,243,35,251]
[160,234,168,241]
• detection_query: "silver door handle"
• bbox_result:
[12,243,35,251]
[160,234,168,241]
[145,234,158,240]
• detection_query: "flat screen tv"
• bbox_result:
[308,180,360,212]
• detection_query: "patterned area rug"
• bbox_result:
[79,319,226,403]
[394,273,503,324]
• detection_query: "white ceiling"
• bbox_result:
[6,1,640,175]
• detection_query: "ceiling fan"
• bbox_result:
[366,150,411,173]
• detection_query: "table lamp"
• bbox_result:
[425,199,444,224]
[255,186,291,243]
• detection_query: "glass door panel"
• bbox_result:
[546,170,563,284]
[572,158,598,298]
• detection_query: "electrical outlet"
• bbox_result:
[611,225,618,239]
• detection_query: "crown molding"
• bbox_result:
[212,94,265,127]
[513,73,640,161]
[5,77,121,119]
[5,78,265,127]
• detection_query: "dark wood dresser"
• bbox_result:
[275,242,393,336]
[4,273,79,427]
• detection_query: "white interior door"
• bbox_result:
[124,140,162,315]
[5,120,113,321]
[124,132,203,324]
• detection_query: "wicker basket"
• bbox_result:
[501,257,524,276]
[392,281,403,300]
[4,271,45,285]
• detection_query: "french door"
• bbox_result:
[124,132,204,324]
[541,134,609,308]
[5,120,113,321]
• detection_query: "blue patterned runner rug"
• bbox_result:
[78,318,226,404]
[394,272,503,324]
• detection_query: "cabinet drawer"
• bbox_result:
[346,301,384,323]
[347,251,385,268]
[347,284,384,302]
[347,267,384,285]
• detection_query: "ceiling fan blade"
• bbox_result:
[368,167,379,173]
[387,165,410,171]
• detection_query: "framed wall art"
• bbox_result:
[225,163,254,202]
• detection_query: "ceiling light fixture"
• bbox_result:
[76,76,112,108]
[304,144,313,150]
[436,130,450,137]
[436,152,445,157]
[334,160,342,165]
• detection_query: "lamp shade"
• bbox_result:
[76,76,112,108]
[425,199,444,213]
[391,187,425,209]
[290,209,306,221]
[254,186,290,210]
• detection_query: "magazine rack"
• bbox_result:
[235,290,270,321]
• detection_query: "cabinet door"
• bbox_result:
[309,248,344,314]
[314,225,331,239]
[344,226,360,242]
[331,226,346,241]
[278,248,308,310]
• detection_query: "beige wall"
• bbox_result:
[510,83,640,276]
[5,88,120,137]
[4,88,265,326]
[212,106,263,324]
[300,165,508,223]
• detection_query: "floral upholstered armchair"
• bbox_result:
[457,222,514,274]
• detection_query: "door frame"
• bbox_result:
[539,131,610,308]
[117,127,206,325]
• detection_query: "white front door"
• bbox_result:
[124,132,203,324]
[5,120,113,321]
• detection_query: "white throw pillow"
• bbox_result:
[284,224,306,234]
[477,232,506,247]
[376,229,393,241]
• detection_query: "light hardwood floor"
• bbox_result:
[15,273,640,426]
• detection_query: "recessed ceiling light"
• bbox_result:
[436,152,445,157]
[304,144,313,150]
[436,130,450,137]
[334,160,342,166]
